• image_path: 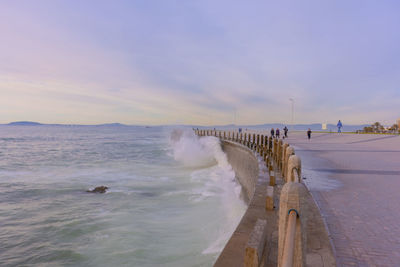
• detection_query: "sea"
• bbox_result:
[0,125,246,267]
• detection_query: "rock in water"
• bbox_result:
[87,186,108,193]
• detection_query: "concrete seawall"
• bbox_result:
[215,140,273,266]
[221,141,260,204]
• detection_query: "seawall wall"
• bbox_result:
[221,141,259,203]
[215,140,271,266]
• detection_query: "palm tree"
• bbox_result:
[372,122,384,133]
[389,124,399,133]
[363,126,373,133]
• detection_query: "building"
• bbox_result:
[397,118,400,128]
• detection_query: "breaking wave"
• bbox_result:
[169,129,247,256]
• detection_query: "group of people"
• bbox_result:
[269,120,342,140]
[203,120,344,141]
[270,126,289,139]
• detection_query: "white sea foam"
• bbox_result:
[169,129,218,168]
[169,129,246,256]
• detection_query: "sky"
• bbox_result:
[1,0,400,126]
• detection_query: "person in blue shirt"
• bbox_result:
[337,120,343,133]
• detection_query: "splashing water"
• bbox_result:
[169,128,246,254]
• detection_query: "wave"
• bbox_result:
[169,129,219,168]
[169,129,247,256]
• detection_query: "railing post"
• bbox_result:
[278,182,307,267]
[269,168,275,186]
[266,186,274,210]
[268,137,273,156]
[283,147,295,181]
[281,143,289,173]
[244,219,268,267]
[282,210,298,267]
[287,155,302,183]
[248,133,251,149]
[264,135,268,150]
[260,135,264,157]
[256,134,260,153]
[278,139,283,168]
[249,133,252,148]
[253,134,256,151]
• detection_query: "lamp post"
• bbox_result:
[289,98,294,130]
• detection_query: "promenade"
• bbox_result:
[285,132,400,266]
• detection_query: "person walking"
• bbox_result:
[276,128,280,138]
[337,120,343,133]
[270,128,275,138]
[283,126,288,138]
[307,128,312,140]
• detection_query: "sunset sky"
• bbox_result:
[1,1,399,125]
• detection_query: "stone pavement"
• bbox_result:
[284,132,400,266]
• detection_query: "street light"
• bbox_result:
[289,98,294,130]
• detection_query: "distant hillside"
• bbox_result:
[5,121,127,127]
[7,121,42,126]
[95,123,126,127]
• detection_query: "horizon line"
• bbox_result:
[1,120,375,127]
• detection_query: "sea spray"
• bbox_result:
[170,129,217,168]
[169,129,246,255]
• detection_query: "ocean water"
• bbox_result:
[0,126,246,267]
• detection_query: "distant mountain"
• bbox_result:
[4,121,128,127]
[95,123,126,127]
[7,121,42,126]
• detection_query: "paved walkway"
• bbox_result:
[284,132,400,266]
